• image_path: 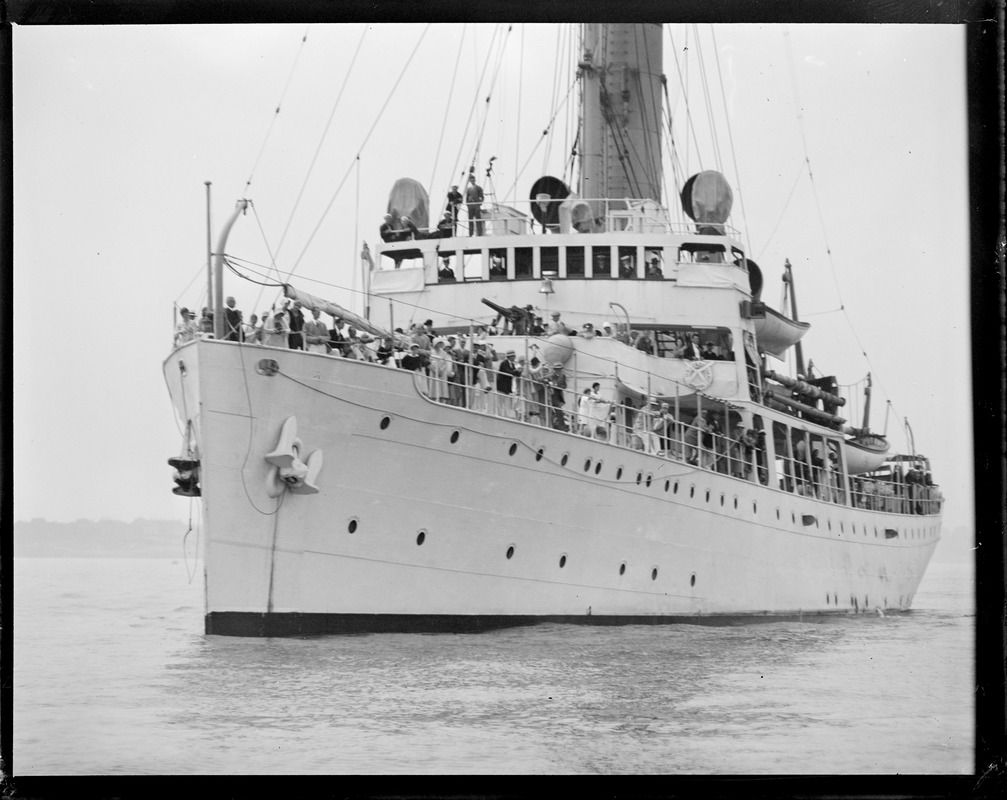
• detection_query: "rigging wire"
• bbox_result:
[175,261,211,304]
[249,201,286,313]
[515,25,524,195]
[239,26,312,199]
[427,24,468,205]
[541,25,564,174]
[666,26,704,177]
[692,27,723,173]
[710,27,754,264]
[508,79,578,197]
[638,25,665,201]
[473,24,514,184]
[283,24,433,284]
[755,161,807,260]
[271,24,370,264]
[782,27,905,447]
[447,25,504,189]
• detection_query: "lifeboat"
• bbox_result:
[749,303,811,358]
[843,433,890,475]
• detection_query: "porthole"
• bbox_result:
[616,467,623,480]
[536,448,544,461]
[595,461,603,475]
[689,485,695,498]
[559,554,567,568]
[619,562,626,576]
[690,573,696,587]
[651,567,659,581]
[792,512,796,524]
[664,480,670,492]
[840,522,844,533]
[508,443,518,456]
[347,518,358,534]
[379,416,391,430]
[584,458,592,472]
[673,481,679,494]
[828,521,832,531]
[450,430,460,444]
[705,490,710,503]
[752,502,757,514]
[646,474,653,487]
[416,530,426,545]
[776,508,780,520]
[720,494,724,507]
[561,453,569,467]
[636,471,643,485]
[826,594,830,605]
[735,497,739,510]
[506,545,515,559]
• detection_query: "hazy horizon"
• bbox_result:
[14,23,976,541]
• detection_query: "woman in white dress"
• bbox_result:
[428,340,454,403]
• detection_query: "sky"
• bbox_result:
[12,22,975,561]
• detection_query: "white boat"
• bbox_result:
[164,23,942,636]
[843,433,891,475]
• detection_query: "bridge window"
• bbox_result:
[489,248,508,280]
[564,246,583,277]
[515,247,533,278]
[592,245,611,278]
[618,246,637,279]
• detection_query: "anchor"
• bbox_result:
[168,421,201,496]
[265,416,323,497]
[168,456,201,496]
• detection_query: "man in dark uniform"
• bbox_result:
[287,301,305,350]
[223,296,243,342]
[446,185,463,234]
[437,212,454,238]
[465,175,484,236]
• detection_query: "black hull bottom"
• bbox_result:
[204,608,897,637]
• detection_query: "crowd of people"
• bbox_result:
[851,465,939,515]
[173,301,942,513]
[174,299,733,383]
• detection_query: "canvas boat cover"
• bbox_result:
[282,284,412,348]
[387,178,429,231]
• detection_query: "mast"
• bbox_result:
[782,259,806,377]
[862,373,873,431]
[578,24,664,209]
[205,181,212,318]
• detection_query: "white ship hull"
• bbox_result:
[165,339,941,636]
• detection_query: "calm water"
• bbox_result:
[12,556,973,775]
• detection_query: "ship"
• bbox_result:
[164,23,942,636]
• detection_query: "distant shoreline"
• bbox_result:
[14,518,195,559]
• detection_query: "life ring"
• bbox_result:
[683,360,713,391]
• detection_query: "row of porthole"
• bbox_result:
[350,513,928,550]
[347,517,698,585]
[383,416,936,542]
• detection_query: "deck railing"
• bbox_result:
[410,359,941,518]
[171,322,942,519]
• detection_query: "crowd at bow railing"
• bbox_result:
[171,299,940,517]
